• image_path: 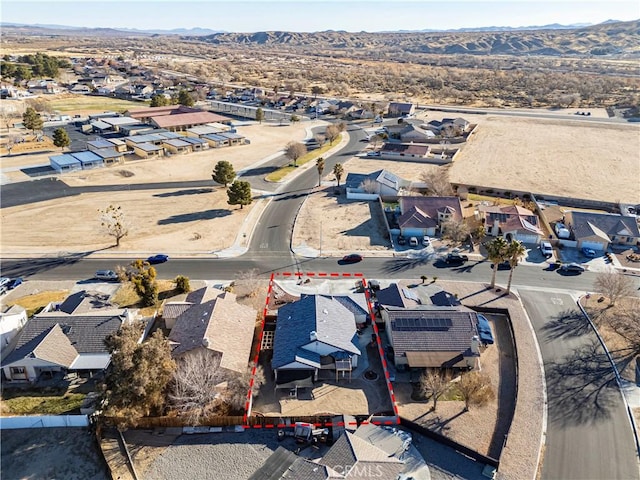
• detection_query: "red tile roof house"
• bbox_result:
[167,287,257,374]
[397,196,464,237]
[380,142,430,161]
[1,291,135,383]
[126,105,233,132]
[479,204,544,244]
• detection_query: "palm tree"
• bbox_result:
[315,157,325,187]
[333,163,344,186]
[505,240,527,293]
[486,236,509,288]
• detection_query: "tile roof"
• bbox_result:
[386,306,478,355]
[568,211,640,240]
[151,111,230,129]
[480,204,542,235]
[381,143,430,156]
[272,295,361,370]
[169,291,256,373]
[399,196,463,224]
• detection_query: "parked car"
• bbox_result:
[559,263,586,273]
[366,151,381,157]
[491,261,512,270]
[147,254,169,264]
[397,235,407,246]
[0,277,11,291]
[422,236,431,247]
[95,270,119,281]
[554,222,570,239]
[444,253,469,265]
[539,241,554,258]
[581,247,597,258]
[6,278,23,289]
[409,237,419,247]
[341,254,363,264]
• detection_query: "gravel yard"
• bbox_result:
[1,428,109,480]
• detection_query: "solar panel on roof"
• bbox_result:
[402,288,420,302]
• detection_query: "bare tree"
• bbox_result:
[170,350,227,424]
[285,141,307,166]
[233,269,266,310]
[418,369,452,412]
[360,178,378,194]
[607,307,640,353]
[441,218,470,245]
[420,168,454,196]
[457,372,495,411]
[314,133,326,145]
[594,270,635,306]
[325,124,340,143]
[99,204,129,247]
[226,362,266,411]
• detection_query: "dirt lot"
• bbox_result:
[0,427,109,480]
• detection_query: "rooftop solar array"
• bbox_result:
[393,317,452,331]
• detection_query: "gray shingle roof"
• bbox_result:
[169,291,256,373]
[272,295,361,370]
[568,211,640,240]
[386,306,478,355]
[3,312,124,365]
[399,196,463,225]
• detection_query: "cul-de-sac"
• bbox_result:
[1,5,640,480]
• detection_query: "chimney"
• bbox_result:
[202,337,210,348]
[471,336,480,355]
[492,219,500,237]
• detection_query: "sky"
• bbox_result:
[2,0,639,32]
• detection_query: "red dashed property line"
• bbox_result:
[244,272,275,426]
[362,278,401,425]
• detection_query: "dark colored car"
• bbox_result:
[581,247,597,258]
[341,254,363,264]
[444,253,469,265]
[7,278,23,289]
[147,254,169,264]
[491,261,511,270]
[559,263,586,273]
[397,235,407,246]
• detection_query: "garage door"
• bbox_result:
[402,228,424,238]
[580,240,606,251]
[514,234,539,244]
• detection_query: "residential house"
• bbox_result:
[0,305,28,355]
[479,204,544,244]
[424,117,470,137]
[400,124,437,143]
[251,421,430,480]
[397,196,463,237]
[380,143,430,160]
[168,287,256,374]
[387,102,416,117]
[345,169,411,200]
[383,305,482,370]
[564,210,640,251]
[69,84,92,94]
[2,291,134,382]
[272,295,362,390]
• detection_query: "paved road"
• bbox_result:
[520,289,639,480]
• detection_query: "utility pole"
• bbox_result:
[320,220,323,257]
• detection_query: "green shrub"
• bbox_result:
[175,275,190,294]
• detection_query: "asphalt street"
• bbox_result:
[520,289,639,480]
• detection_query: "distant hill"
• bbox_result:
[192,20,640,57]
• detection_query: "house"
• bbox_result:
[424,117,470,136]
[272,295,362,390]
[69,84,92,94]
[479,204,544,244]
[397,196,464,237]
[168,287,256,374]
[387,102,416,117]
[345,169,411,199]
[380,143,430,160]
[383,306,482,370]
[2,291,134,382]
[400,124,437,143]
[251,421,429,480]
[0,305,28,355]
[564,210,640,251]
[49,153,82,173]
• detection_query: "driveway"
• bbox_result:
[520,289,639,480]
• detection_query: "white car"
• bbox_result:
[422,236,431,247]
[409,237,419,247]
[95,270,119,281]
[539,241,554,258]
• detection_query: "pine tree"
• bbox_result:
[227,180,253,209]
[52,127,70,151]
[212,160,236,187]
[22,107,43,133]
